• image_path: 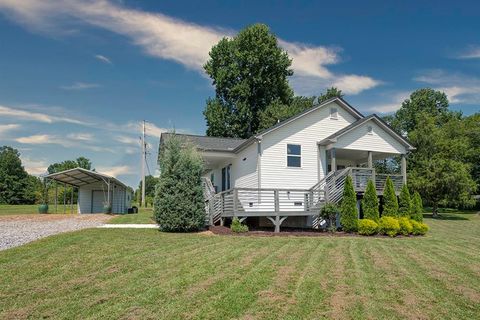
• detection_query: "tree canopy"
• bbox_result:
[204,24,294,138]
[47,157,93,174]
[0,146,30,204]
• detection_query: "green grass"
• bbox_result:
[0,204,78,215]
[1,211,479,319]
[108,207,155,224]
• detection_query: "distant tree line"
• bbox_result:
[0,146,94,205]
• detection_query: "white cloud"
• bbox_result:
[116,135,140,145]
[96,165,134,177]
[67,132,94,141]
[21,156,48,175]
[0,0,380,95]
[366,91,410,113]
[414,69,480,104]
[457,45,480,59]
[60,82,100,90]
[95,54,112,64]
[0,104,88,125]
[15,133,115,152]
[0,123,20,134]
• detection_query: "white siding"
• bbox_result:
[334,121,407,154]
[260,101,357,189]
[231,143,258,188]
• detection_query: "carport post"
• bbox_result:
[107,179,111,208]
[70,187,74,214]
[55,182,58,213]
[63,183,66,214]
[112,183,115,213]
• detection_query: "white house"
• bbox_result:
[159,97,414,231]
[44,168,132,214]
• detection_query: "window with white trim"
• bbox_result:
[287,144,301,167]
[330,107,338,119]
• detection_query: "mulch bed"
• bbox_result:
[208,225,417,238]
[209,225,359,237]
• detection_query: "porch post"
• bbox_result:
[401,154,407,184]
[367,151,373,168]
[330,148,336,172]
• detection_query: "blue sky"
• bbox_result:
[0,0,479,187]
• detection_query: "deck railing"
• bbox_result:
[204,167,405,222]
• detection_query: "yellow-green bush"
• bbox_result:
[231,217,249,233]
[411,220,429,235]
[398,217,413,235]
[378,216,400,237]
[358,219,378,236]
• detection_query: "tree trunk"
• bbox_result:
[432,202,439,218]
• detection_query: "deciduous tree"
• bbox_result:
[204,24,294,138]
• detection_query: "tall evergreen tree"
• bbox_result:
[362,180,379,222]
[204,24,294,138]
[340,176,358,232]
[382,176,399,217]
[154,134,205,232]
[398,184,412,217]
[411,192,424,222]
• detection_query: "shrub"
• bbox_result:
[362,180,379,222]
[411,192,424,222]
[358,219,378,236]
[340,176,358,232]
[154,134,206,232]
[398,217,413,235]
[320,202,338,232]
[378,216,400,237]
[398,184,412,217]
[382,176,399,217]
[411,220,429,235]
[231,217,249,233]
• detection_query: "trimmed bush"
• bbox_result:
[362,180,379,222]
[320,202,339,232]
[411,220,429,235]
[154,134,206,232]
[358,219,378,236]
[231,217,249,233]
[398,217,413,235]
[398,184,412,218]
[340,175,358,232]
[411,192,424,222]
[378,216,400,237]
[382,176,399,217]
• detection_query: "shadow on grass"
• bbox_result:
[423,213,470,221]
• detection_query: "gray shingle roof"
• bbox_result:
[160,133,246,152]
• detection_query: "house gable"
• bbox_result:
[332,118,409,154]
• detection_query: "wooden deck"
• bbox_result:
[205,167,405,231]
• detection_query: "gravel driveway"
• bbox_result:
[0,214,111,251]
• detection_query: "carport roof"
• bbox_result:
[44,168,128,188]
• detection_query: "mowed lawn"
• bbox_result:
[1,212,479,319]
[108,207,155,224]
[0,204,78,216]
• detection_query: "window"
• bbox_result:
[330,107,338,119]
[287,144,301,167]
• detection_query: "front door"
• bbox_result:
[221,165,231,191]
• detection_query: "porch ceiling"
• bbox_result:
[202,151,236,170]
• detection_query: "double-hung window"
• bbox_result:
[287,144,301,167]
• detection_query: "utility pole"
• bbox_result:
[141,120,146,208]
